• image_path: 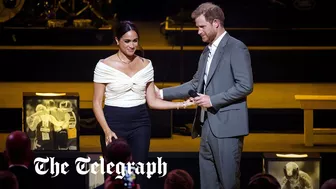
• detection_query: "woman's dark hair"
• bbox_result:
[105,138,132,164]
[115,21,139,40]
[115,20,144,56]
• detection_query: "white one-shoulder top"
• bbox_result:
[93,60,154,107]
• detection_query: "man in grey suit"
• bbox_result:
[157,2,253,189]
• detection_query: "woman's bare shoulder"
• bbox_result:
[101,54,120,67]
[137,56,152,66]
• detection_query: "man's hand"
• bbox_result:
[193,94,212,108]
[184,98,195,107]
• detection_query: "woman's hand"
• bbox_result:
[184,98,195,108]
[104,129,118,145]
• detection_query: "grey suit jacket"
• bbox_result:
[163,33,253,139]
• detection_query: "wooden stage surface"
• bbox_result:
[0,133,336,153]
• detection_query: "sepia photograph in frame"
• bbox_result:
[23,92,80,151]
[263,153,321,189]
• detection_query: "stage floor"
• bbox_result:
[1,133,336,153]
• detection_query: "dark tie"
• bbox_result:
[200,46,212,122]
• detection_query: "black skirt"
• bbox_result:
[100,103,151,161]
[104,103,151,135]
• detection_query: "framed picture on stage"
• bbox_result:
[23,92,80,151]
[263,153,321,189]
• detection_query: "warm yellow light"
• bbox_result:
[276,154,308,158]
[35,93,66,96]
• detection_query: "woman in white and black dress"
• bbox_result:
[93,21,193,188]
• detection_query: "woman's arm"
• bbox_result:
[146,82,193,110]
[93,83,117,143]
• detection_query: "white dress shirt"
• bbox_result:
[204,31,227,85]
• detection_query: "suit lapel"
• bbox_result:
[205,33,230,87]
[193,48,209,138]
[197,47,210,93]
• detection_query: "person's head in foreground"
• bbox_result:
[247,173,280,189]
[0,171,19,189]
[164,169,194,189]
[321,178,336,189]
